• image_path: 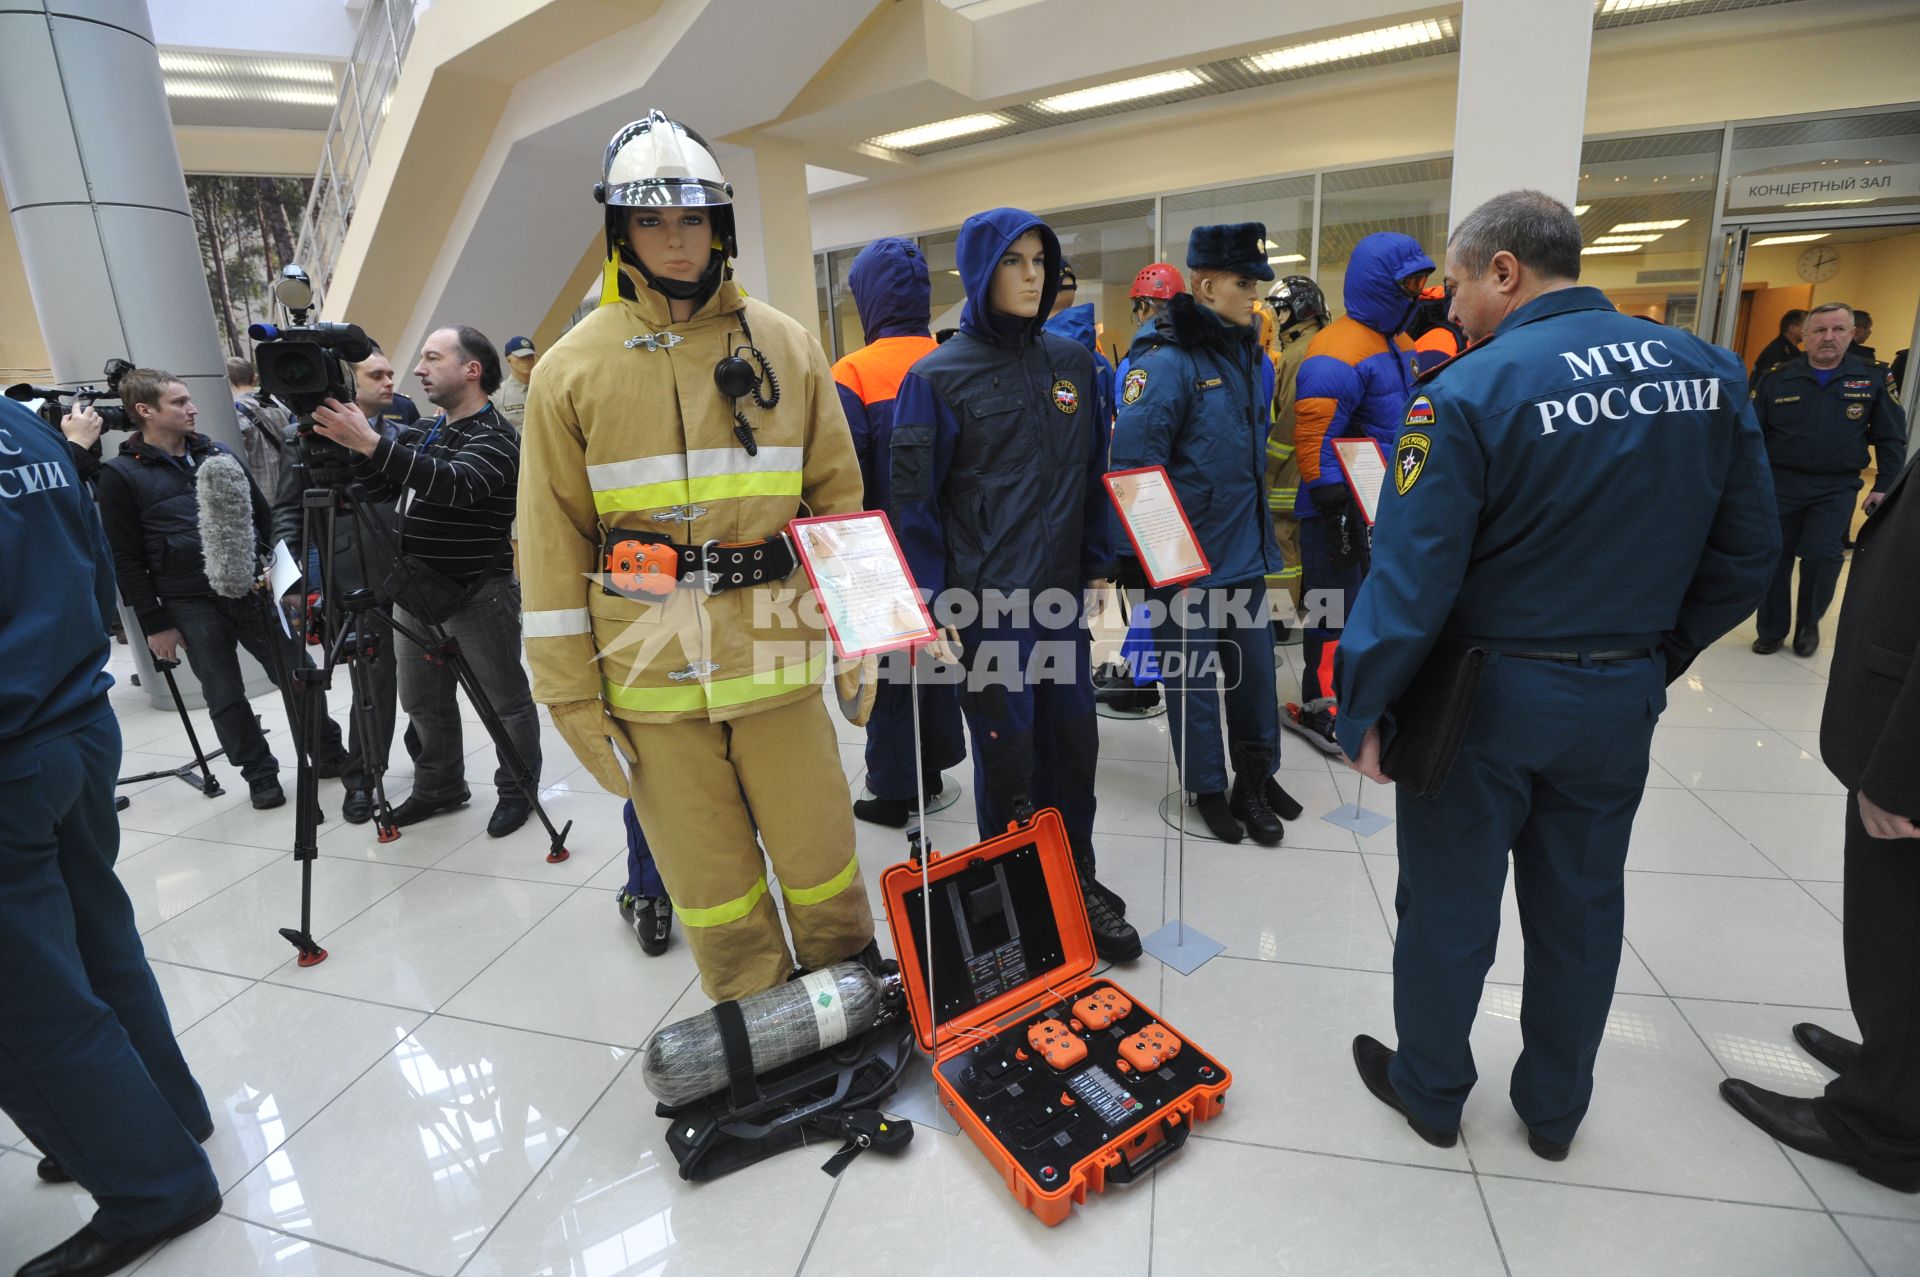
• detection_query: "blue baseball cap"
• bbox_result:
[504,336,535,357]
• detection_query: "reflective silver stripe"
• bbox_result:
[685,446,804,479]
[522,607,592,638]
[588,454,688,492]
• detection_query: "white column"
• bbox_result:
[727,134,822,345]
[1448,0,1593,230]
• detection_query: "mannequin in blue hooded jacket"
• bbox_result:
[890,208,1139,963]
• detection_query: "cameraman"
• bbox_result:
[95,368,349,810]
[271,348,413,825]
[310,326,540,837]
[57,399,108,486]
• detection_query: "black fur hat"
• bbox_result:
[1186,222,1273,281]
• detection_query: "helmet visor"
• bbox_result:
[603,176,732,208]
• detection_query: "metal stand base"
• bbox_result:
[1141,920,1226,975]
[1156,791,1242,843]
[1323,802,1393,837]
[858,772,962,816]
[883,1061,961,1135]
[1096,698,1166,720]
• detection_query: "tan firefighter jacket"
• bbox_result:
[518,265,862,723]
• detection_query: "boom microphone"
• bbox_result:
[198,453,262,598]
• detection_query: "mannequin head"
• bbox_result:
[1191,270,1262,327]
[989,229,1048,317]
[624,207,714,287]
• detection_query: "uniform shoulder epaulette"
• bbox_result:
[1413,332,1494,387]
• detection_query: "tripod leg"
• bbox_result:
[159,663,226,797]
[344,622,400,843]
[434,640,572,863]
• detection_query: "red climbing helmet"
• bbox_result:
[1129,262,1186,300]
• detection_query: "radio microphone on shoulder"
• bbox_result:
[198,452,262,598]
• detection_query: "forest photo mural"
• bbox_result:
[186,174,314,355]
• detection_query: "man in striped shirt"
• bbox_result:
[311,325,541,837]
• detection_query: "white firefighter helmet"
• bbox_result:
[594,110,733,209]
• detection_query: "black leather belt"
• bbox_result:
[1506,649,1654,663]
[601,528,797,598]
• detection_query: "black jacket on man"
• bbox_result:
[96,432,271,635]
[1821,456,1920,818]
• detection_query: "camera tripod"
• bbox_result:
[115,657,228,799]
[271,471,573,968]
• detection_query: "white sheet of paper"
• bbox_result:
[269,541,300,639]
[1334,438,1389,526]
[1107,469,1206,586]
[792,515,933,657]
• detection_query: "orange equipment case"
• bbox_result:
[880,809,1231,1225]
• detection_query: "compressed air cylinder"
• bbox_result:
[642,962,885,1107]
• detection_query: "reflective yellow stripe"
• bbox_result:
[674,876,769,928]
[594,480,691,514]
[1277,565,1303,579]
[1268,489,1298,512]
[1267,442,1296,461]
[780,853,860,907]
[686,470,802,504]
[601,651,827,713]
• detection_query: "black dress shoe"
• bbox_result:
[15,1195,220,1277]
[1793,1022,1863,1075]
[1751,636,1783,655]
[1352,1034,1458,1148]
[389,787,471,827]
[486,791,532,838]
[1792,624,1819,658]
[340,787,373,825]
[1527,1129,1571,1161]
[1720,1078,1920,1193]
[39,1123,215,1184]
[1192,792,1244,842]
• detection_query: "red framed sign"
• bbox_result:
[1103,465,1211,588]
[1332,438,1390,527]
[787,511,938,658]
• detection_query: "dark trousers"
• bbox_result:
[1757,469,1859,642]
[340,611,397,793]
[957,621,1100,874]
[0,713,218,1238]
[864,648,966,801]
[395,574,541,802]
[622,799,665,899]
[1817,795,1920,1170]
[1389,652,1665,1144]
[1299,515,1367,702]
[168,594,346,785]
[1147,580,1281,793]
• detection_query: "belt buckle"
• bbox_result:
[696,538,723,596]
[777,530,798,582]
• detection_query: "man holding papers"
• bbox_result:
[1112,222,1301,846]
[1335,191,1776,1160]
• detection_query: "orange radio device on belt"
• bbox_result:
[605,537,679,596]
[881,808,1231,1225]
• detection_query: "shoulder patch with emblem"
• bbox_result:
[1395,431,1430,495]
[1122,368,1148,404]
[1405,396,1436,428]
[1051,380,1079,414]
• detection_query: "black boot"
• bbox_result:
[1191,791,1244,842]
[1229,745,1285,846]
[1081,874,1141,963]
[1263,774,1305,822]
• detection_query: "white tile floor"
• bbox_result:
[6,596,1918,1277]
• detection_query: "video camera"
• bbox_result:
[248,263,374,484]
[4,357,138,434]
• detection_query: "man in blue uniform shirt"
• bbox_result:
[1335,191,1778,1157]
[0,397,222,1277]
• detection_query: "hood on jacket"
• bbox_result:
[1343,232,1436,336]
[1043,302,1101,357]
[1125,292,1255,359]
[848,237,932,343]
[956,207,1062,346]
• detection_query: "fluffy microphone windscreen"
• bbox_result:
[197,453,261,598]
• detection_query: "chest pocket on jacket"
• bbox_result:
[1767,395,1808,426]
[957,391,1031,471]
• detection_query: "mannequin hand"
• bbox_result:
[548,699,637,797]
[1863,491,1887,516]
[1343,724,1391,784]
[1858,789,1920,840]
[925,626,963,665]
[1084,580,1110,625]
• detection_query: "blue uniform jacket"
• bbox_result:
[890,207,1116,602]
[1294,233,1434,517]
[1045,303,1116,423]
[1111,292,1279,587]
[0,398,117,760]
[1333,287,1780,757]
[832,237,939,512]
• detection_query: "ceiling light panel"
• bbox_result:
[1247,18,1453,73]
[1593,234,1663,244]
[1034,70,1206,115]
[159,47,343,130]
[1750,233,1829,246]
[1582,245,1643,254]
[868,113,1010,151]
[1609,219,1689,231]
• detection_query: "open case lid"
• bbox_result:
[879,808,1096,1055]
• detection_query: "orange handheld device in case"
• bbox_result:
[880,809,1231,1226]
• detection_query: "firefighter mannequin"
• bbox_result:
[1263,275,1331,618]
[519,112,875,1000]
